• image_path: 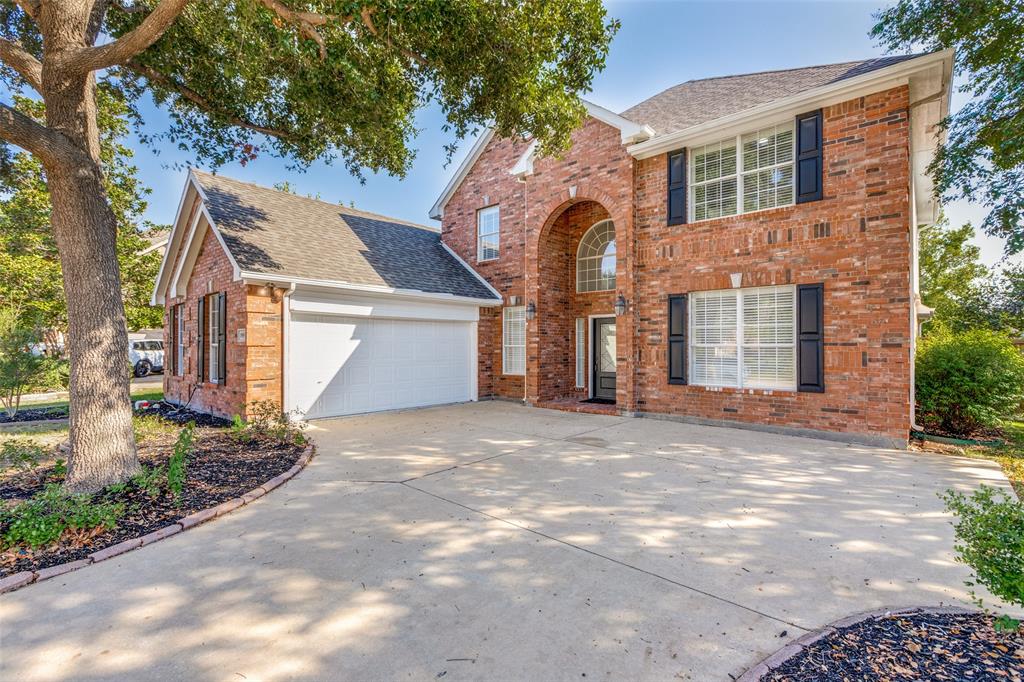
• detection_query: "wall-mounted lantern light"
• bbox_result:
[525,301,536,321]
[614,293,628,316]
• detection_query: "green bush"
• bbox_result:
[0,307,43,418]
[0,484,123,549]
[25,356,69,393]
[944,486,1024,627]
[246,400,307,445]
[0,438,47,474]
[166,422,194,501]
[916,328,1024,436]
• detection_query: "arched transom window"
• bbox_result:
[576,219,616,292]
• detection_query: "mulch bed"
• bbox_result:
[764,612,1024,681]
[0,407,69,424]
[0,424,304,577]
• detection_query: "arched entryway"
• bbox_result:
[531,200,619,405]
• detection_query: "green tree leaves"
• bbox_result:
[0,87,164,334]
[872,0,1024,255]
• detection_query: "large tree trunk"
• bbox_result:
[42,62,140,493]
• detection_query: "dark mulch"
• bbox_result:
[144,401,232,427]
[0,426,305,577]
[0,406,69,423]
[765,612,1024,681]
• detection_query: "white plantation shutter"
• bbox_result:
[741,287,796,389]
[690,286,796,390]
[741,124,795,212]
[502,307,525,375]
[690,290,738,386]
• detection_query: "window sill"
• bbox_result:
[477,257,499,264]
[677,383,798,395]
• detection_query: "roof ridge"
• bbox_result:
[190,169,439,234]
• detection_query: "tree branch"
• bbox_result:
[0,103,86,166]
[252,0,351,59]
[67,0,190,73]
[125,61,299,141]
[13,0,39,21]
[358,8,426,67]
[0,38,43,91]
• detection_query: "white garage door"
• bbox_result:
[288,314,475,419]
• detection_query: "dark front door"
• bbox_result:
[592,317,616,401]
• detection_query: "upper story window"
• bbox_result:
[690,123,795,222]
[576,219,616,293]
[477,205,500,262]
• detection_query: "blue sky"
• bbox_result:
[130,0,1010,265]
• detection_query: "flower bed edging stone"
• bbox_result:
[736,605,978,681]
[0,443,314,596]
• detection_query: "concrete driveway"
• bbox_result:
[0,402,1010,681]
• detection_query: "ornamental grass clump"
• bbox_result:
[916,328,1024,436]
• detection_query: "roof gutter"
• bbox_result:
[239,271,503,307]
[626,50,954,160]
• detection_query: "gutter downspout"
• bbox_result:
[518,173,529,406]
[279,282,297,420]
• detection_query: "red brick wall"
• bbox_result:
[631,87,912,442]
[163,212,283,419]
[442,86,913,444]
[442,118,635,402]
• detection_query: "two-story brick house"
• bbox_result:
[431,51,951,447]
[153,51,950,448]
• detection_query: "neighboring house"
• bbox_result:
[152,51,951,447]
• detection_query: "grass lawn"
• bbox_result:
[960,420,1024,498]
[16,388,163,413]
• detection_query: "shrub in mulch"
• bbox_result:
[0,422,304,577]
[764,612,1024,681]
[0,406,69,424]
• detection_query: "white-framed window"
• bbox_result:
[690,285,796,390]
[175,304,185,376]
[690,123,795,222]
[477,205,500,262]
[576,219,616,292]
[208,295,222,383]
[502,306,525,375]
[575,318,585,388]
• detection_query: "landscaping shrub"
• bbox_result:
[25,356,69,393]
[944,486,1024,629]
[131,422,195,503]
[245,400,307,445]
[0,484,123,549]
[916,328,1024,436]
[0,438,47,474]
[167,423,194,500]
[0,307,43,418]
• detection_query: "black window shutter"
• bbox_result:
[217,293,227,384]
[667,294,687,384]
[667,149,687,225]
[169,306,177,375]
[197,296,205,382]
[797,284,824,392]
[795,109,823,203]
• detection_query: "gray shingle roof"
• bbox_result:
[192,171,498,301]
[620,55,925,136]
